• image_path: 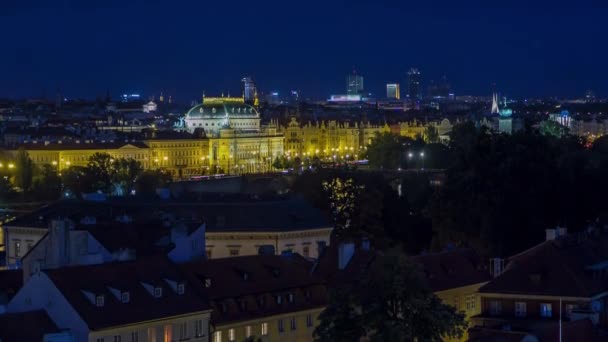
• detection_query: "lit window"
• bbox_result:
[147,327,156,342]
[290,317,296,330]
[179,322,188,340]
[154,287,163,298]
[177,283,185,295]
[514,302,527,317]
[540,303,552,317]
[306,314,313,327]
[276,295,282,305]
[228,328,235,341]
[490,300,502,316]
[261,322,269,336]
[194,320,204,337]
[245,325,252,338]
[465,295,476,311]
[278,319,284,333]
[13,240,21,258]
[164,325,172,342]
[96,295,105,307]
[213,331,222,342]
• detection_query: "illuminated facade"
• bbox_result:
[386,83,400,99]
[281,117,390,158]
[346,71,364,95]
[184,97,261,136]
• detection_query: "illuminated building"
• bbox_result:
[241,76,257,104]
[407,68,422,102]
[281,117,390,158]
[346,70,364,95]
[142,101,157,113]
[120,94,141,102]
[386,83,400,99]
[498,96,513,135]
[184,97,261,136]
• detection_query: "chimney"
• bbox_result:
[338,242,355,270]
[546,229,557,241]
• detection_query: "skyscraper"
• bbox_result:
[407,68,421,101]
[241,76,257,104]
[346,71,364,95]
[386,83,400,99]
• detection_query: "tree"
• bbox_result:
[322,177,364,238]
[32,164,62,201]
[112,158,143,196]
[314,289,365,342]
[365,132,405,169]
[86,153,114,193]
[135,169,172,197]
[62,166,94,198]
[539,120,568,138]
[315,251,466,342]
[425,125,440,143]
[14,148,34,192]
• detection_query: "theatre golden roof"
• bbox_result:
[185,97,259,119]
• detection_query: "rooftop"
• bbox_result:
[45,256,210,330]
[479,234,608,298]
[181,254,327,324]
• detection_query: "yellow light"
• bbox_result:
[154,158,159,163]
[65,161,71,166]
[0,163,3,168]
[52,161,57,165]
[8,163,15,169]
[163,156,168,161]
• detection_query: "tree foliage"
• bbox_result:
[322,177,364,238]
[365,132,405,169]
[315,251,466,342]
[14,148,34,191]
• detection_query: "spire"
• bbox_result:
[491,92,500,114]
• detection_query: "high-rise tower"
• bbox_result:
[241,76,257,104]
[407,68,422,101]
[346,70,364,95]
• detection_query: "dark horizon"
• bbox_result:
[1,0,607,102]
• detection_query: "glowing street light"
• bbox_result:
[420,152,425,157]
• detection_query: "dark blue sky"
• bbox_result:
[1,0,607,102]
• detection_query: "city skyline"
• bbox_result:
[1,1,607,101]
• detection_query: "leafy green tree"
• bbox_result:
[86,153,114,193]
[539,120,568,138]
[135,169,172,197]
[365,132,405,169]
[0,177,16,202]
[32,164,62,201]
[314,289,365,342]
[14,148,34,192]
[425,125,440,143]
[61,166,94,198]
[112,158,143,195]
[322,177,364,238]
[315,251,466,342]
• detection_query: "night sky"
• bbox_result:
[1,0,607,102]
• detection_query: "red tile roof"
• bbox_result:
[410,249,491,292]
[45,256,210,330]
[181,254,327,325]
[479,235,608,298]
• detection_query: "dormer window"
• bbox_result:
[96,295,105,307]
[276,295,282,305]
[177,283,185,295]
[121,291,130,303]
[288,293,294,303]
[204,278,212,288]
[154,287,163,298]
